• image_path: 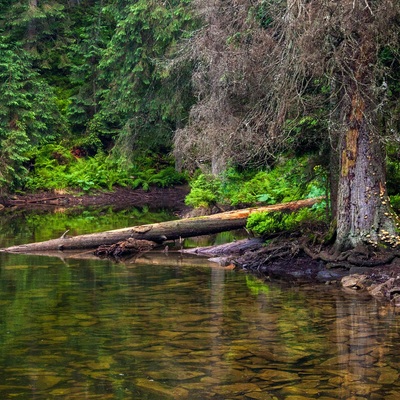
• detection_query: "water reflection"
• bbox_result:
[0,206,176,248]
[0,256,400,399]
[1,209,400,399]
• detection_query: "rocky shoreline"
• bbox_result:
[185,237,400,306]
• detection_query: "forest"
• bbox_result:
[0,0,400,259]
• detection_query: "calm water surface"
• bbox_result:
[1,207,400,399]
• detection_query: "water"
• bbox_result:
[1,207,400,399]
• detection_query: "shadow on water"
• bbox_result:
[1,207,400,399]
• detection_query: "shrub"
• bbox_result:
[246,206,326,236]
[185,154,327,209]
[23,145,186,193]
[185,174,223,208]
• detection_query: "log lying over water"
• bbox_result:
[0,197,324,254]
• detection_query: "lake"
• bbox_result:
[0,205,400,399]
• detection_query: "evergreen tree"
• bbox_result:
[0,42,66,191]
[66,0,114,143]
[91,0,196,162]
[0,0,67,58]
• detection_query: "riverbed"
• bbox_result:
[1,206,400,399]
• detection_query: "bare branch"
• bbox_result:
[173,0,400,174]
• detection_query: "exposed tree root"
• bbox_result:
[301,241,400,268]
[187,233,400,305]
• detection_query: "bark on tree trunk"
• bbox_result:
[335,94,389,250]
[1,197,323,253]
[334,34,398,251]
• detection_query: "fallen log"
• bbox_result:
[0,197,324,254]
[183,238,264,257]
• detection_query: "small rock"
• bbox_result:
[368,278,395,299]
[341,274,368,290]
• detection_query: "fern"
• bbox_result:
[185,174,222,207]
[185,155,327,209]
[247,207,326,236]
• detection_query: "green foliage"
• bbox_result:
[386,150,400,196]
[390,195,400,214]
[379,47,400,99]
[0,42,66,192]
[24,145,186,193]
[129,166,187,191]
[185,155,327,209]
[250,0,274,29]
[246,206,326,236]
[24,144,105,192]
[185,174,223,208]
[239,158,327,235]
[66,2,114,139]
[92,0,196,156]
[0,0,197,192]
[284,114,329,157]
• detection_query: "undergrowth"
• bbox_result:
[185,155,328,236]
[185,155,327,208]
[246,206,326,236]
[186,153,400,236]
[23,144,186,193]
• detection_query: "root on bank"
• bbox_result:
[184,233,400,305]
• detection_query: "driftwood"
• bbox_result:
[183,237,264,257]
[0,197,324,254]
[94,238,158,258]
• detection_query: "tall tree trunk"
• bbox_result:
[335,93,393,250]
[26,0,38,52]
[334,32,397,251]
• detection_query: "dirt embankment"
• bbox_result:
[1,186,191,213]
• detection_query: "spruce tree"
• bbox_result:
[91,0,195,163]
[0,42,66,191]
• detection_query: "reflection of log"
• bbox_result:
[1,197,324,254]
[2,249,221,268]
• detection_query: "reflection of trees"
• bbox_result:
[0,207,176,248]
[2,257,400,398]
[332,298,399,398]
[0,261,121,397]
[238,280,400,399]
